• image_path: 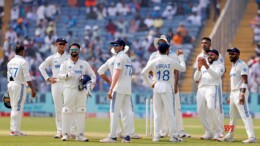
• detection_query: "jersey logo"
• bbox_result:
[55,65,60,68]
[75,70,82,74]
[69,66,72,68]
[230,73,236,77]
[80,65,83,69]
[243,68,247,72]
[221,69,223,72]
[117,63,120,66]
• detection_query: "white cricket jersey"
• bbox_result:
[194,61,225,88]
[97,56,115,75]
[58,58,96,88]
[193,51,224,69]
[142,54,186,88]
[230,59,249,91]
[7,55,31,84]
[39,52,70,81]
[113,51,132,95]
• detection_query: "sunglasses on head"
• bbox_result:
[58,43,66,46]
[70,48,79,52]
[112,44,120,47]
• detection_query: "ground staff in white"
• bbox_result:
[100,40,132,143]
[7,45,36,136]
[39,37,70,138]
[193,37,224,137]
[58,43,96,142]
[142,43,186,142]
[194,49,225,140]
[97,46,141,139]
[150,35,191,138]
[219,48,256,143]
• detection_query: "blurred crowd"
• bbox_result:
[0,0,213,92]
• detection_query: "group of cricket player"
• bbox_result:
[6,35,257,143]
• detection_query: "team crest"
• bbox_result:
[243,68,247,72]
[117,63,120,66]
[80,65,83,69]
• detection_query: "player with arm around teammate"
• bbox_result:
[97,46,141,139]
[141,43,186,142]
[218,48,256,143]
[194,49,225,140]
[58,43,96,142]
[39,37,70,138]
[7,45,36,136]
[150,35,191,138]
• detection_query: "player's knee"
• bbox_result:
[76,107,86,113]
[62,107,72,113]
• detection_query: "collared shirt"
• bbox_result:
[39,52,70,81]
[58,58,96,88]
[230,59,249,91]
[7,55,31,84]
[194,61,225,88]
[113,51,132,95]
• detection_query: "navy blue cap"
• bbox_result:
[227,47,240,54]
[208,49,219,56]
[56,37,67,43]
[158,42,170,53]
[110,39,125,47]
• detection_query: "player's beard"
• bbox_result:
[230,56,238,62]
[71,53,79,57]
[203,47,210,53]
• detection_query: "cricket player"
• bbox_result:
[58,43,96,142]
[150,35,191,138]
[194,49,225,140]
[39,37,70,138]
[194,37,224,138]
[97,46,141,139]
[142,43,186,142]
[219,48,256,143]
[7,45,36,136]
[100,39,132,143]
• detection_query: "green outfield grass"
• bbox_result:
[0,117,259,146]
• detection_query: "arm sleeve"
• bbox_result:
[114,56,123,70]
[240,63,249,76]
[22,61,32,82]
[141,62,153,87]
[85,62,96,84]
[97,61,109,75]
[193,55,199,69]
[172,54,186,72]
[58,63,67,80]
[207,64,225,78]
[39,56,52,81]
[193,69,201,81]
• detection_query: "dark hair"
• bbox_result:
[15,45,25,54]
[201,37,211,42]
[69,43,81,49]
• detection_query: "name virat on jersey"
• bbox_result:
[156,64,170,69]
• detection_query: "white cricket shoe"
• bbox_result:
[54,133,62,138]
[76,135,89,142]
[130,134,142,139]
[10,131,27,136]
[100,137,117,143]
[152,136,160,142]
[200,133,213,140]
[223,133,234,142]
[242,137,256,143]
[213,132,222,140]
[178,130,191,138]
[61,135,69,141]
[170,136,183,142]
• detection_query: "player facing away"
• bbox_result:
[141,43,186,142]
[149,35,191,138]
[100,39,133,143]
[58,43,96,142]
[7,45,37,136]
[194,37,225,138]
[194,49,225,140]
[39,37,70,138]
[218,48,256,143]
[97,46,141,139]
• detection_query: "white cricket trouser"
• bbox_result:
[160,92,184,135]
[51,82,64,134]
[228,90,255,138]
[109,92,131,138]
[116,98,135,136]
[8,82,27,132]
[215,84,224,134]
[153,88,177,138]
[62,88,87,137]
[196,86,219,135]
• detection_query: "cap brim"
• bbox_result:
[56,41,68,43]
[227,49,233,52]
[153,38,169,49]
[110,41,118,45]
